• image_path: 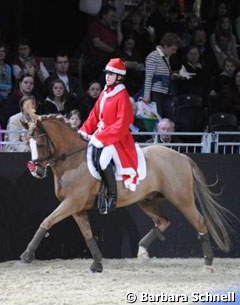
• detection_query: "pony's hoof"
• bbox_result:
[90,261,103,273]
[137,246,149,259]
[203,265,214,273]
[20,250,35,263]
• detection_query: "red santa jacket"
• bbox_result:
[79,84,138,190]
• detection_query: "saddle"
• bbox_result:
[89,144,147,213]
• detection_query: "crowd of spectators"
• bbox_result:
[1,0,240,152]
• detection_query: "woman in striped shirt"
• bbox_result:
[143,32,181,122]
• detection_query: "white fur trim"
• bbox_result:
[86,143,146,191]
[99,84,125,119]
[90,134,104,148]
[105,65,126,75]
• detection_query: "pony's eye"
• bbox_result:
[37,143,45,148]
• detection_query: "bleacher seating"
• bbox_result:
[175,94,206,132]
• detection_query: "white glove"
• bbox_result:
[89,134,104,148]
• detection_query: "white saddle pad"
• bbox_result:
[87,144,146,181]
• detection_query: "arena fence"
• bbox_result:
[1,129,240,154]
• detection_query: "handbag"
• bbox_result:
[136,98,161,120]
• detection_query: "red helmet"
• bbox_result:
[103,58,126,75]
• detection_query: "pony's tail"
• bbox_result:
[188,157,231,252]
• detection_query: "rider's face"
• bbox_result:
[105,72,117,86]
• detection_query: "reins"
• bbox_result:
[48,145,88,166]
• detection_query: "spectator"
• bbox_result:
[210,57,237,95]
[208,67,240,115]
[145,0,173,43]
[192,27,220,86]
[207,0,231,35]
[67,109,82,130]
[4,95,37,152]
[143,33,181,122]
[42,79,74,116]
[181,13,201,48]
[20,58,45,99]
[176,44,208,98]
[114,33,145,95]
[44,51,82,106]
[233,1,240,43]
[0,42,13,103]
[84,5,123,84]
[79,80,101,123]
[157,118,176,143]
[2,73,36,128]
[146,117,181,146]
[11,38,49,82]
[210,15,239,68]
[211,30,239,71]
[122,10,154,61]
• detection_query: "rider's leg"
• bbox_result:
[92,145,117,213]
[98,146,117,212]
[101,163,117,212]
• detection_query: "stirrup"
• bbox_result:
[97,192,108,215]
[97,193,117,215]
[106,196,117,213]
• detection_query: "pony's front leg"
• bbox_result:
[20,199,76,263]
[73,211,103,273]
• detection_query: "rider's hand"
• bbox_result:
[89,135,104,148]
[78,130,91,141]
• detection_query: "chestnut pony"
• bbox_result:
[20,106,231,272]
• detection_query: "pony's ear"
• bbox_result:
[23,99,40,123]
[20,120,29,130]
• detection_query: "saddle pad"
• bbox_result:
[87,144,146,181]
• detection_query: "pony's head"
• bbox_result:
[25,118,56,179]
[23,102,86,179]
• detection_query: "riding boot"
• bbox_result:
[101,164,117,213]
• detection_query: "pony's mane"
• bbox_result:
[41,114,66,122]
[40,114,78,132]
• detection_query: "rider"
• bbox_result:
[79,58,138,213]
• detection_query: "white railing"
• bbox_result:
[0,129,28,152]
[1,129,240,154]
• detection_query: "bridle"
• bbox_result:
[31,121,88,167]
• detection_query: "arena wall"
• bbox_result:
[0,153,239,262]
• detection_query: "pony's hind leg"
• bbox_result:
[72,211,103,273]
[137,198,171,258]
[176,200,214,268]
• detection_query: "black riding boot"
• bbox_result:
[101,164,117,213]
